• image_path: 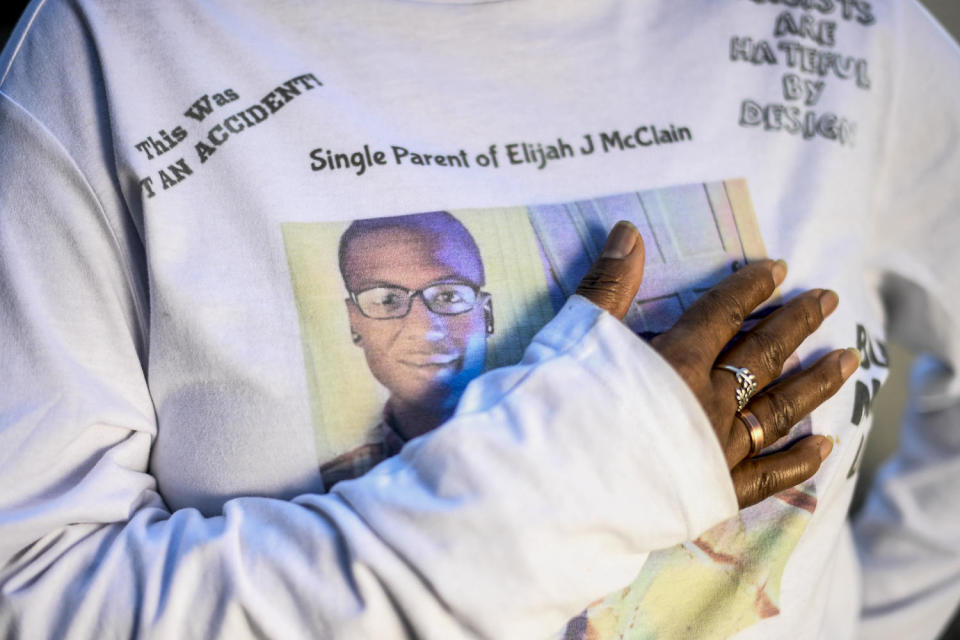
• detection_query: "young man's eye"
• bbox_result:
[359,288,407,312]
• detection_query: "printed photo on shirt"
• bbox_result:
[282,179,768,474]
[283,206,556,476]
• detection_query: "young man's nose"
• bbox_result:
[400,295,449,341]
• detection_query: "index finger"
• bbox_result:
[667,260,786,364]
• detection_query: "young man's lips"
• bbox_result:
[399,353,461,368]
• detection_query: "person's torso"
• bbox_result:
[7,1,913,636]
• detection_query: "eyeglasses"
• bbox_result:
[350,282,483,319]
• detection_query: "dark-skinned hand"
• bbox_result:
[575,221,859,508]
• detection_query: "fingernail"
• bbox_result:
[818,436,834,461]
[819,290,839,317]
[840,347,861,378]
[771,259,788,286]
[600,221,638,259]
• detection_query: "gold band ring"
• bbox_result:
[738,407,765,457]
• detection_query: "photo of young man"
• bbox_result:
[320,211,494,487]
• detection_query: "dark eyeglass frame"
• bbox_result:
[349,281,486,319]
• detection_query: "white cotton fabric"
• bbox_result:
[0,1,958,638]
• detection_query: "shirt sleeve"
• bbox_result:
[0,92,737,639]
[853,3,960,638]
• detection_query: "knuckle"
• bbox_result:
[735,261,772,285]
[785,457,819,489]
[754,468,780,500]
[812,371,836,399]
[764,390,800,435]
[576,271,633,312]
[750,329,787,375]
[698,289,748,330]
[795,297,823,334]
[753,268,776,298]
[742,263,776,298]
[577,270,627,296]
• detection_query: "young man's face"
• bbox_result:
[342,224,490,418]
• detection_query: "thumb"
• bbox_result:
[575,220,645,320]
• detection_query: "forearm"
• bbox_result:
[0,296,738,639]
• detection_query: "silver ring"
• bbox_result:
[715,365,758,412]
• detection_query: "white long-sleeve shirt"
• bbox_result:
[1,1,959,638]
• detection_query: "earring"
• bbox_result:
[483,297,494,335]
[351,331,361,344]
